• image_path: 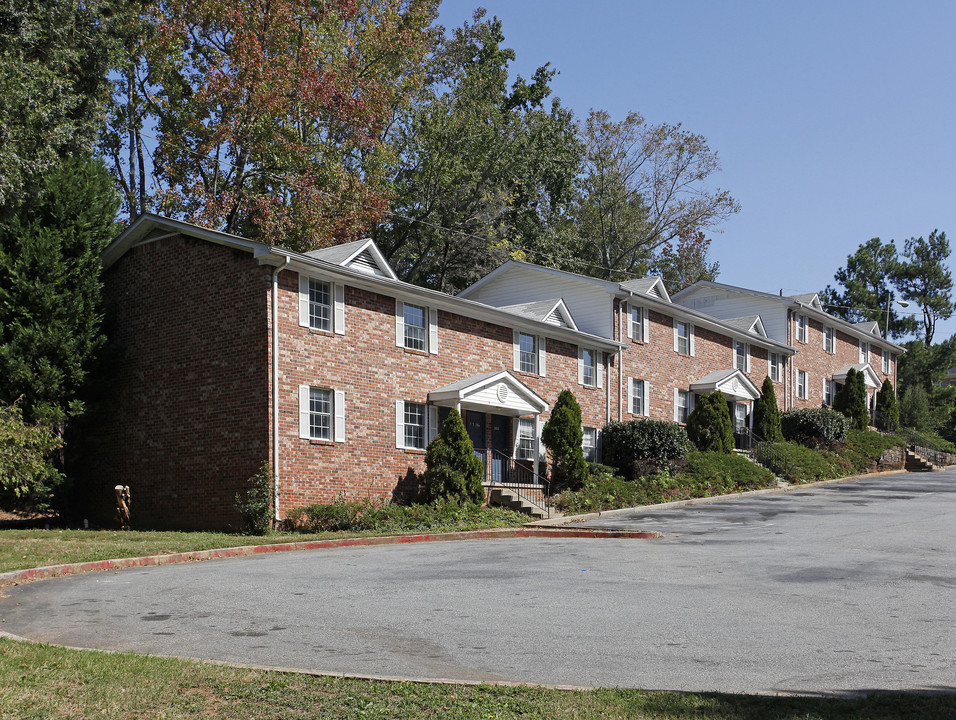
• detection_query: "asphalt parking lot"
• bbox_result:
[2,470,955,695]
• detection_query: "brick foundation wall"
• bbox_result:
[76,235,271,530]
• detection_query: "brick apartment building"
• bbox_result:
[78,215,902,529]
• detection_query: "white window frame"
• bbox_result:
[823,378,834,406]
[395,300,438,354]
[769,352,781,383]
[797,370,808,400]
[629,378,649,416]
[582,426,598,463]
[859,340,869,364]
[512,331,546,376]
[882,350,891,375]
[395,400,430,450]
[824,326,835,354]
[796,314,808,343]
[734,340,749,373]
[674,320,694,356]
[298,274,345,334]
[578,347,603,388]
[674,389,694,423]
[516,418,536,460]
[298,386,345,442]
[627,304,649,343]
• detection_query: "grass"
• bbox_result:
[1,638,954,719]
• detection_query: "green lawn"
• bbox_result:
[2,638,952,719]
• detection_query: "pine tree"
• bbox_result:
[542,389,589,491]
[0,157,118,427]
[421,409,485,505]
[834,368,869,431]
[753,376,783,441]
[686,391,734,453]
[874,378,899,430]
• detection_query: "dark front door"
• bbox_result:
[491,414,511,483]
[466,411,487,479]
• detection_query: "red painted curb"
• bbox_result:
[0,526,660,588]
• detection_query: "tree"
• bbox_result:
[899,384,931,431]
[0,403,63,513]
[107,0,438,249]
[650,227,720,293]
[0,158,119,427]
[0,0,127,206]
[541,389,588,492]
[833,368,868,431]
[374,10,581,292]
[894,230,952,345]
[569,109,739,281]
[753,376,783,442]
[874,378,899,430]
[685,391,734,453]
[420,408,485,505]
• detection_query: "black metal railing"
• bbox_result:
[737,427,794,481]
[486,450,551,518]
[872,411,954,467]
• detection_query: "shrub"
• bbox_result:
[235,462,274,535]
[874,379,899,429]
[542,389,589,492]
[420,409,485,505]
[833,368,869,430]
[781,408,849,445]
[841,429,906,473]
[753,376,783,441]
[0,404,64,514]
[766,441,843,483]
[601,419,690,479]
[899,385,931,431]
[685,390,734,453]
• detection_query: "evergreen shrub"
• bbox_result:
[781,408,849,445]
[874,379,899,429]
[542,389,589,492]
[753,376,783,441]
[601,419,690,479]
[685,390,734,453]
[420,409,485,505]
[235,462,274,535]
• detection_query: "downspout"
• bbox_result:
[618,300,624,422]
[786,309,793,410]
[271,255,292,522]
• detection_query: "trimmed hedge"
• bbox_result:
[602,419,690,479]
[781,408,849,445]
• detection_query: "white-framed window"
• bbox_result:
[882,351,891,375]
[298,386,345,442]
[797,370,808,399]
[401,401,426,449]
[769,352,781,383]
[513,331,546,376]
[796,314,808,343]
[578,347,603,387]
[627,304,648,343]
[674,389,694,423]
[823,378,834,406]
[674,320,694,356]
[395,300,438,354]
[629,378,649,416]
[515,418,536,461]
[859,340,869,364]
[582,426,598,463]
[824,326,835,354]
[734,341,749,372]
[298,275,345,334]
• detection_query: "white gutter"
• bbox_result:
[271,255,292,521]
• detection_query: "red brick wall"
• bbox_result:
[275,270,611,515]
[76,235,271,530]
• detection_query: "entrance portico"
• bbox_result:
[690,368,761,431]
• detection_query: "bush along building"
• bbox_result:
[77,215,903,529]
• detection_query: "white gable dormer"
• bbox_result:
[620,276,672,304]
[305,238,398,280]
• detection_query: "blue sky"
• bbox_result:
[436,0,956,341]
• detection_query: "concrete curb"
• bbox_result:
[0,526,661,589]
[528,468,912,527]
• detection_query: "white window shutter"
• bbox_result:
[333,283,345,335]
[625,304,633,339]
[299,385,311,439]
[536,418,546,462]
[597,352,604,388]
[334,390,346,442]
[673,322,679,352]
[596,428,603,462]
[577,347,584,384]
[673,389,680,423]
[644,381,650,416]
[428,308,439,354]
[298,274,310,328]
[627,377,634,413]
[513,330,520,372]
[643,310,650,343]
[689,392,696,413]
[512,416,521,456]
[427,405,439,444]
[539,336,547,377]
[395,300,404,348]
[395,400,404,448]
[689,325,696,356]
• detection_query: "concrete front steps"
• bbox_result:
[904,448,938,472]
[487,485,553,519]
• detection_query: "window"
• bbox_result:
[796,314,807,343]
[824,326,835,354]
[797,370,807,399]
[298,275,344,333]
[396,300,437,353]
[630,378,648,416]
[298,386,345,442]
[403,401,426,449]
[769,352,781,382]
[519,333,537,374]
[628,305,646,342]
[823,378,834,406]
[675,389,693,423]
[516,418,536,460]
[308,279,331,331]
[859,340,869,364]
[883,351,891,375]
[578,347,603,388]
[675,320,693,355]
[582,427,597,462]
[734,341,749,372]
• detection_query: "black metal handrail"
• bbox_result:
[738,427,794,481]
[486,450,551,518]
[871,411,954,467]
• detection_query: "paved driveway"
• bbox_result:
[2,470,955,695]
